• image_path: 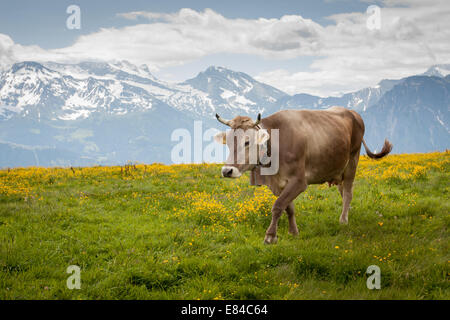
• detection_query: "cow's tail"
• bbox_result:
[362,138,393,159]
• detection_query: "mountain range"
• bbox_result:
[0,61,449,167]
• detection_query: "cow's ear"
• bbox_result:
[214,131,227,144]
[256,129,270,145]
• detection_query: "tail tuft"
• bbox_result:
[362,138,393,159]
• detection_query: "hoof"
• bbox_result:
[264,235,278,244]
[289,229,299,236]
[339,217,348,225]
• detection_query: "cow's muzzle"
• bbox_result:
[221,166,241,178]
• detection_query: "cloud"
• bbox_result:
[0,34,15,69]
[256,0,450,95]
[1,1,450,96]
[0,34,80,69]
[0,34,45,69]
[0,8,324,71]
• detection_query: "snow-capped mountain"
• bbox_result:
[278,78,401,112]
[0,61,285,122]
[182,66,287,117]
[44,60,157,81]
[363,75,450,153]
[0,61,161,121]
[0,61,448,167]
[422,64,450,78]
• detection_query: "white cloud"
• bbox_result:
[257,0,450,95]
[1,1,450,96]
[0,8,324,70]
[0,34,58,69]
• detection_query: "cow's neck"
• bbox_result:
[257,123,271,168]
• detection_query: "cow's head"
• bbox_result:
[214,113,270,178]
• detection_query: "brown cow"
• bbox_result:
[214,107,392,244]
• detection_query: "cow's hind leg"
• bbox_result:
[286,202,299,236]
[339,181,353,224]
[339,151,360,224]
[265,178,307,244]
[338,183,343,198]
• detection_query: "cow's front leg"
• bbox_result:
[264,179,307,244]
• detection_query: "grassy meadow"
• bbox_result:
[0,152,449,299]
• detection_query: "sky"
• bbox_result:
[0,0,449,96]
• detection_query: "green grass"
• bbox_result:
[0,153,449,299]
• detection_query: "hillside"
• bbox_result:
[363,76,450,153]
[0,152,448,299]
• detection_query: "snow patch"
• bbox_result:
[59,109,91,120]
[220,88,235,100]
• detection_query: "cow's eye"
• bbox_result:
[244,141,250,147]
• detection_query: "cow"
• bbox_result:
[214,107,392,244]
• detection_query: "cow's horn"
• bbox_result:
[253,113,261,127]
[216,113,232,126]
